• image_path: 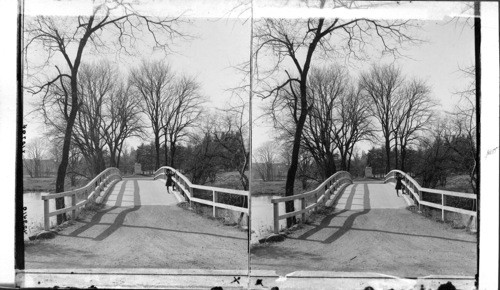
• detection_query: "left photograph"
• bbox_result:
[21,0,250,276]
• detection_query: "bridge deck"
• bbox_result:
[25,178,247,270]
[251,182,477,277]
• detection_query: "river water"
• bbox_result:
[250,195,302,244]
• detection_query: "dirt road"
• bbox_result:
[251,182,477,277]
[25,178,247,270]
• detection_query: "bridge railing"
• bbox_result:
[384,170,477,221]
[41,167,122,231]
[271,171,353,234]
[154,166,249,216]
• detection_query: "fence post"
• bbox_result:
[71,193,76,220]
[417,188,421,212]
[273,202,279,234]
[212,190,217,217]
[44,198,50,231]
[301,197,306,223]
[441,193,446,221]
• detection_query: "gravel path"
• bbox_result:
[25,178,248,270]
[251,182,477,277]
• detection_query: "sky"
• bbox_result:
[23,1,475,157]
[251,4,475,155]
[23,12,251,152]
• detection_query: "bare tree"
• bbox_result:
[212,97,250,191]
[360,63,405,173]
[104,82,143,168]
[391,78,435,171]
[335,86,375,171]
[23,138,48,178]
[130,59,175,170]
[72,63,114,176]
[163,75,204,168]
[254,2,418,225]
[445,66,477,194]
[25,1,185,223]
[254,141,279,181]
[301,66,348,179]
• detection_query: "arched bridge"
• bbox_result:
[26,167,248,270]
[252,170,477,278]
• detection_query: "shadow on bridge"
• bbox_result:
[288,183,475,245]
[291,184,370,244]
[65,179,141,241]
[58,179,246,242]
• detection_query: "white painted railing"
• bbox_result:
[271,171,353,234]
[41,167,122,231]
[154,166,249,216]
[384,170,477,221]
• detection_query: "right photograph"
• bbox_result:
[249,0,478,282]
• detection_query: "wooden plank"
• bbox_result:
[420,188,476,199]
[442,205,476,216]
[419,200,443,209]
[213,203,249,214]
[42,191,74,200]
[278,205,313,220]
[191,184,248,196]
[271,190,319,203]
[48,204,79,217]
[189,196,248,213]
[272,178,350,204]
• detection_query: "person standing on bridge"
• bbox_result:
[165,170,174,194]
[395,172,403,197]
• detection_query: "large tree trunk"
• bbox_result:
[109,146,117,167]
[327,152,337,177]
[164,131,168,166]
[400,141,407,172]
[55,85,79,223]
[394,133,399,170]
[285,93,308,227]
[384,131,391,174]
[117,143,123,169]
[169,140,176,168]
[154,132,160,170]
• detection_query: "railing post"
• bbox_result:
[417,189,421,212]
[71,193,76,220]
[44,198,50,231]
[300,197,306,223]
[441,193,445,221]
[273,202,279,234]
[212,190,217,218]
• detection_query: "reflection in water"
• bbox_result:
[251,195,301,244]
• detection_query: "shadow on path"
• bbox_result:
[290,183,474,244]
[292,184,371,244]
[66,180,142,241]
[59,220,247,241]
[59,179,246,242]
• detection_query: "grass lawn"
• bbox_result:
[436,174,474,193]
[23,176,89,193]
[204,171,249,190]
[251,179,321,197]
